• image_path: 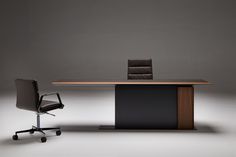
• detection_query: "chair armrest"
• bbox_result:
[41,92,59,97]
[38,92,62,112]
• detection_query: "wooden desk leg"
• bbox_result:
[178,86,194,129]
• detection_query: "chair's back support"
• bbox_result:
[15,79,39,112]
[128,59,153,80]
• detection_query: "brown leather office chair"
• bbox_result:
[127,59,153,79]
[12,79,64,143]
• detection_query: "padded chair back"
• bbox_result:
[128,59,153,80]
[15,79,39,112]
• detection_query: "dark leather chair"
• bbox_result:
[12,79,64,143]
[128,59,153,79]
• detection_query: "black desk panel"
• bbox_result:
[115,85,177,129]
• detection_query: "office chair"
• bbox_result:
[12,79,64,143]
[128,59,153,79]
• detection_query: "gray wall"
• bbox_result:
[1,0,236,94]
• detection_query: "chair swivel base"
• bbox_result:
[12,126,61,143]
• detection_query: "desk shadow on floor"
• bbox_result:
[58,122,221,134]
[0,122,221,146]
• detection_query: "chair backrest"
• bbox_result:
[128,59,153,80]
[15,79,39,112]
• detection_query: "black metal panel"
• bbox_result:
[115,85,177,129]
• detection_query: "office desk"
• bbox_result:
[52,79,209,129]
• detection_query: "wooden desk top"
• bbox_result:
[52,79,210,85]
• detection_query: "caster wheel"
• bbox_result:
[41,137,47,143]
[12,135,18,140]
[56,130,61,136]
[29,130,34,134]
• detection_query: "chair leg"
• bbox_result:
[41,127,61,136]
[15,129,35,134]
[12,128,37,141]
[41,127,60,131]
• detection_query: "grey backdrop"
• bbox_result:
[1,0,236,94]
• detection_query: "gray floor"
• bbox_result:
[0,89,235,157]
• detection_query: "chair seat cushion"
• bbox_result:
[39,100,64,112]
